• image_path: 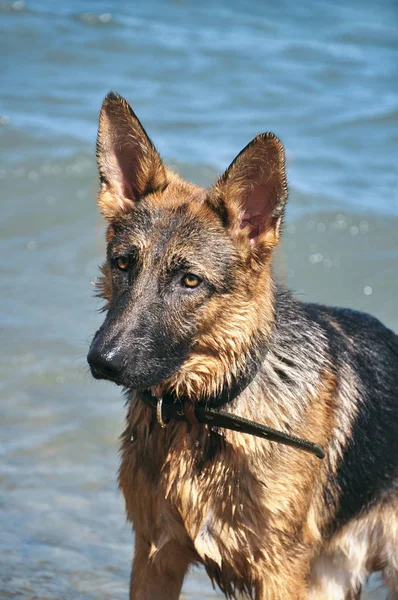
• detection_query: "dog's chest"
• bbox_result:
[119,420,272,567]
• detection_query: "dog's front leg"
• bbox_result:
[129,536,191,600]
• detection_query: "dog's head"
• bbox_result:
[87,92,288,398]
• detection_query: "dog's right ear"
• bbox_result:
[96,92,167,220]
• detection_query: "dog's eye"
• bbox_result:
[181,273,202,289]
[116,256,130,271]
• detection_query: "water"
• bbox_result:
[0,1,397,598]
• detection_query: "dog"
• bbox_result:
[87,92,398,600]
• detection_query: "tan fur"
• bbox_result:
[309,498,398,599]
[119,370,338,599]
[92,93,398,599]
[120,381,397,599]
[157,262,274,399]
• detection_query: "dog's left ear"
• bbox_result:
[208,133,287,249]
[96,92,167,220]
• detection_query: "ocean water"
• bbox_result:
[0,0,397,598]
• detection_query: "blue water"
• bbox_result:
[0,1,397,598]
[2,0,398,215]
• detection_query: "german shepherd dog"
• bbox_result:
[87,92,398,599]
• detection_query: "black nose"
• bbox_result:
[87,346,124,382]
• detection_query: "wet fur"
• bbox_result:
[89,93,398,599]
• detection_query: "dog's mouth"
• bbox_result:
[88,360,176,392]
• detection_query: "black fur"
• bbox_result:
[273,291,398,534]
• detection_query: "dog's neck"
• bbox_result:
[170,343,263,409]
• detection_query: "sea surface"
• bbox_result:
[0,1,397,598]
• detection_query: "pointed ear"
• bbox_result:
[96,92,168,220]
[208,133,287,248]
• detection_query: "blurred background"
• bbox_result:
[0,1,397,598]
